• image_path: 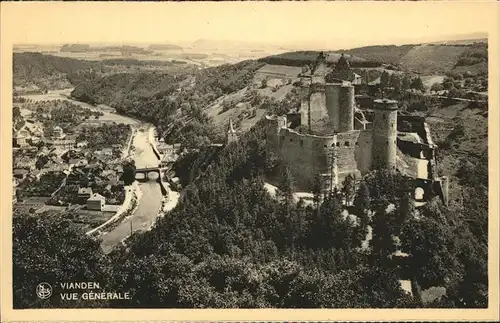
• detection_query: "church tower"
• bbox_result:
[225,118,238,145]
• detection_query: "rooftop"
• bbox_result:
[88,193,105,202]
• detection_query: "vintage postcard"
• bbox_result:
[1,1,499,322]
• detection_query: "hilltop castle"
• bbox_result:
[264,52,449,204]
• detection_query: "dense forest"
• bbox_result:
[13,118,487,308]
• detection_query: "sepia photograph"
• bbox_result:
[1,1,499,322]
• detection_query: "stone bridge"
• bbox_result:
[134,166,169,196]
[135,166,162,179]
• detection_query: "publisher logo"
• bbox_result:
[36,282,52,299]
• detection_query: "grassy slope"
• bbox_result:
[400,45,468,74]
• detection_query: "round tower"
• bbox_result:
[339,83,355,132]
[372,99,398,171]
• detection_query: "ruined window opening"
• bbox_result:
[386,141,389,144]
[324,144,327,148]
[290,138,293,142]
[336,142,340,147]
[345,141,350,147]
[356,141,359,146]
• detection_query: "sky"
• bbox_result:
[1,1,495,50]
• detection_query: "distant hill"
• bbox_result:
[258,51,380,68]
[339,40,487,75]
[148,44,183,51]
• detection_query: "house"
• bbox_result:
[114,165,124,175]
[13,168,29,180]
[76,159,89,167]
[161,143,182,156]
[52,125,65,139]
[68,158,80,166]
[87,193,105,211]
[14,157,35,170]
[102,148,113,156]
[14,129,30,147]
[78,187,93,201]
[76,141,88,148]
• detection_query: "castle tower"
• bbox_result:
[325,83,341,131]
[311,51,328,84]
[308,52,329,134]
[372,99,398,171]
[225,118,238,144]
[300,85,311,131]
[338,84,355,132]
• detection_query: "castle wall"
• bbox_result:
[355,130,373,174]
[278,128,334,191]
[334,131,361,184]
[325,83,341,131]
[339,85,355,132]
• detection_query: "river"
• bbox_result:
[19,89,172,253]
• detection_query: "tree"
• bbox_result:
[410,77,425,91]
[390,73,401,91]
[260,78,268,89]
[121,160,136,185]
[277,165,294,214]
[13,211,109,308]
[401,74,412,91]
[430,83,444,92]
[312,172,323,209]
[13,106,22,119]
[400,217,463,299]
[341,174,357,206]
[380,71,390,88]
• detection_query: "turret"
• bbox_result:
[372,99,398,171]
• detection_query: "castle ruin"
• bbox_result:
[264,52,449,204]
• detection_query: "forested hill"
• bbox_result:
[71,60,265,147]
[13,52,99,88]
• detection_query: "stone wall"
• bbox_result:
[278,128,334,191]
[335,131,359,174]
[354,130,373,174]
